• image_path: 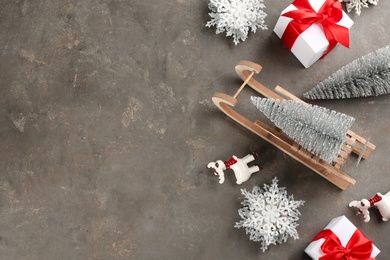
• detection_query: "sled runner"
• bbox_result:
[211,60,375,190]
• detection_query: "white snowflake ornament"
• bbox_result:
[235,177,304,252]
[340,0,379,15]
[206,0,268,45]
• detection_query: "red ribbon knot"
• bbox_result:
[312,229,374,260]
[281,0,350,58]
[317,13,328,21]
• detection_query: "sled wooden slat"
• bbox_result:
[333,136,355,169]
[211,60,375,190]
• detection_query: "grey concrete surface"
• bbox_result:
[1,0,389,259]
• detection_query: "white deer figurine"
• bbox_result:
[207,152,262,185]
[349,191,390,223]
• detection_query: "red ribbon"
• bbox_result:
[312,229,374,260]
[281,0,350,59]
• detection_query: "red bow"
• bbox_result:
[313,229,374,260]
[281,0,350,58]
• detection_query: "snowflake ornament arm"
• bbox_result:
[340,0,379,15]
[235,178,304,252]
[206,0,268,45]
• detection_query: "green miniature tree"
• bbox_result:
[303,45,390,100]
[251,97,355,163]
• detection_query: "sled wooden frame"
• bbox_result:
[212,60,376,190]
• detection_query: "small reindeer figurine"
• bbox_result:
[349,191,390,223]
[207,152,262,185]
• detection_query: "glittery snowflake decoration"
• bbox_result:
[206,0,268,45]
[340,0,379,15]
[235,177,304,252]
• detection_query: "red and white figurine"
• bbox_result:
[349,191,390,223]
[207,152,262,185]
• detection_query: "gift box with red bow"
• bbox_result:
[274,0,353,68]
[305,215,380,259]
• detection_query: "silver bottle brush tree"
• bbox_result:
[251,97,355,163]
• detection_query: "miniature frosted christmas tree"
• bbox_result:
[235,177,304,252]
[205,0,267,45]
[303,45,390,100]
[251,97,355,163]
[340,0,379,15]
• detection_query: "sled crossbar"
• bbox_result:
[211,60,375,190]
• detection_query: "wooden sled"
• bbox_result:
[212,60,375,190]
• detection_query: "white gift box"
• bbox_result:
[273,0,354,68]
[305,215,380,259]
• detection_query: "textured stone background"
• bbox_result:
[0,0,389,259]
